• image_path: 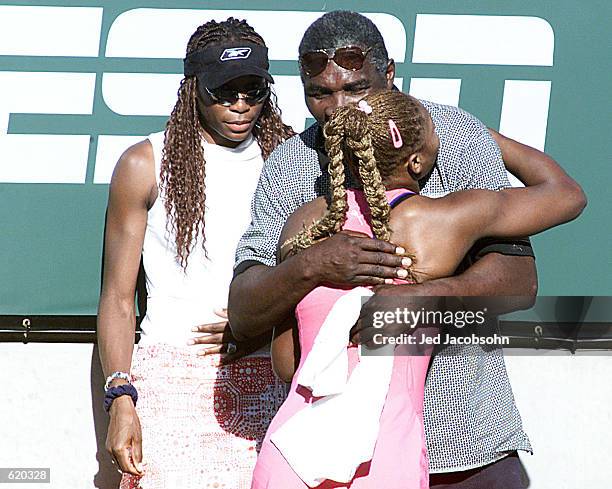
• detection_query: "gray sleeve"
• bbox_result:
[234,155,293,270]
[444,109,535,260]
[455,114,510,191]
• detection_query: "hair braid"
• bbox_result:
[293,90,426,277]
[350,133,391,241]
[287,109,355,252]
[253,90,295,159]
[160,18,294,268]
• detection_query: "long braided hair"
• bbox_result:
[290,90,426,252]
[160,18,295,268]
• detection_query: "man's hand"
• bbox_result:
[228,232,412,341]
[106,396,144,476]
[298,231,412,287]
[190,309,271,364]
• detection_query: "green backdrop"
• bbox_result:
[1,0,610,316]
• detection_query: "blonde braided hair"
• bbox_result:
[288,90,426,255]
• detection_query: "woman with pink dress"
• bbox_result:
[251,90,585,488]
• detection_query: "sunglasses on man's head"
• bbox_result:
[203,84,270,107]
[299,46,372,77]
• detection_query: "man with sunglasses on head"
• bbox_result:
[228,10,581,489]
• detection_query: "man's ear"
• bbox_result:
[385,59,395,89]
[405,152,424,178]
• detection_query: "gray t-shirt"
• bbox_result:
[235,100,532,472]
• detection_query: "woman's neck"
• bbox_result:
[382,174,420,194]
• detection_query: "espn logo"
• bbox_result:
[0,7,554,184]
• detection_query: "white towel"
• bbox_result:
[271,287,395,487]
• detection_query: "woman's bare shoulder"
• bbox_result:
[389,194,436,226]
[390,191,484,227]
[283,197,328,235]
[110,139,157,206]
[278,197,328,260]
[113,139,155,181]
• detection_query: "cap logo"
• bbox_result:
[220,47,252,61]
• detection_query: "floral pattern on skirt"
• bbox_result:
[119,344,287,489]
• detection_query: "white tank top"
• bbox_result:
[139,131,264,347]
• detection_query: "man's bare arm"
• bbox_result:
[378,252,537,299]
[228,260,316,341]
[228,201,410,340]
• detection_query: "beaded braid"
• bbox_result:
[160,18,294,269]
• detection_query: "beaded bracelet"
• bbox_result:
[104,383,138,413]
[104,371,131,391]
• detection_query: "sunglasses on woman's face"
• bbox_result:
[299,46,372,77]
[203,84,270,107]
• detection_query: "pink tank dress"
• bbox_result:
[252,189,431,489]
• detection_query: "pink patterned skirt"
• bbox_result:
[119,344,287,489]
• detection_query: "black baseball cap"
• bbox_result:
[183,42,274,89]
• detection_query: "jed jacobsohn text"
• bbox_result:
[371,307,509,346]
[372,307,487,329]
[372,332,510,347]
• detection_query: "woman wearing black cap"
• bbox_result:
[97,18,293,489]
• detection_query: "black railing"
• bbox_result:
[0,315,141,343]
[1,315,611,352]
